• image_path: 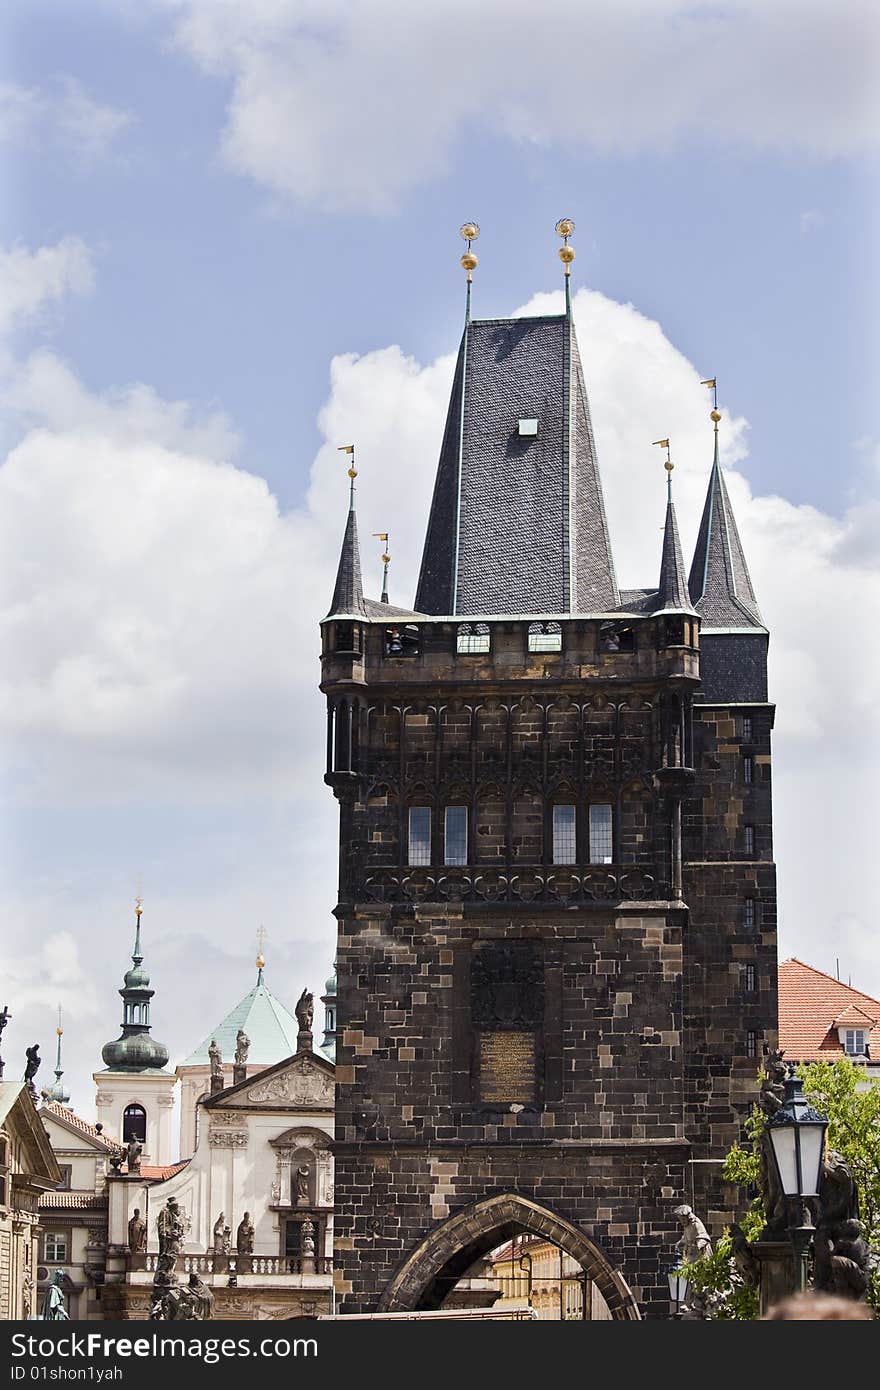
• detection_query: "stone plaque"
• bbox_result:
[479,1030,536,1104]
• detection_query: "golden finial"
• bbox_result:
[556,218,576,275]
[373,533,391,603]
[56,1004,63,1038]
[134,895,143,918]
[337,443,357,479]
[459,222,479,283]
[256,925,267,973]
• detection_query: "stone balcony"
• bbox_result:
[129,1251,331,1289]
[360,863,665,906]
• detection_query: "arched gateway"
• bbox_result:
[378,1193,641,1320]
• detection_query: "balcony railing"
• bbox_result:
[362,864,659,905]
[140,1253,330,1277]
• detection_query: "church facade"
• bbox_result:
[321,252,776,1318]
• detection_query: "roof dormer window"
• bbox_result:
[517,418,538,437]
[842,1028,868,1056]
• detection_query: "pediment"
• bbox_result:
[210,1052,334,1112]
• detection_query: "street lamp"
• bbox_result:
[766,1068,828,1293]
[667,1267,690,1319]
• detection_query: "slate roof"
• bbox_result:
[652,494,696,614]
[415,314,619,616]
[180,970,301,1068]
[778,958,880,1062]
[327,505,366,619]
[688,435,763,628]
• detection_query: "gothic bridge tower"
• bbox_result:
[319,227,776,1318]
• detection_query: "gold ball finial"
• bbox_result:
[460,250,478,272]
[135,896,143,918]
[711,409,721,422]
[56,1026,63,1037]
[556,217,575,277]
[347,466,357,479]
[256,953,265,970]
[558,245,575,265]
[665,459,674,473]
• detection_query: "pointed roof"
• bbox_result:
[41,1101,119,1152]
[179,967,301,1068]
[652,483,695,615]
[688,432,763,628]
[415,313,619,616]
[327,505,366,619]
[0,1083,61,1187]
[778,958,880,1062]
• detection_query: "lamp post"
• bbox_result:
[667,1267,690,1320]
[766,1068,828,1293]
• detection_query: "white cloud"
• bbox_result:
[2,260,879,1098]
[163,0,880,210]
[0,239,94,341]
[0,77,132,166]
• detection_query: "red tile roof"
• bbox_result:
[39,1192,108,1210]
[41,1103,120,1152]
[778,958,880,1062]
[135,1162,190,1181]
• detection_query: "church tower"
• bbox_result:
[93,901,176,1164]
[319,227,776,1318]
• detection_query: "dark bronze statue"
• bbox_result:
[756,1050,789,1236]
[814,1150,869,1300]
[295,989,314,1033]
[24,1043,41,1091]
[236,1212,255,1254]
[0,1004,9,1080]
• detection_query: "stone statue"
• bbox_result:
[212,1212,226,1254]
[295,989,313,1033]
[758,1048,787,1117]
[301,1218,316,1259]
[128,1207,147,1253]
[236,1212,255,1255]
[294,1165,310,1205]
[24,1043,41,1096]
[156,1198,185,1261]
[814,1150,869,1300]
[756,1049,791,1236]
[673,1204,712,1264]
[40,1269,69,1320]
[178,1271,214,1320]
[126,1138,142,1174]
[234,1029,250,1066]
[0,1003,9,1080]
[208,1038,222,1080]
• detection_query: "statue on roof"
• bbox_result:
[24,1043,41,1099]
[212,1212,226,1255]
[208,1038,222,1080]
[0,1003,9,1080]
[126,1138,142,1174]
[295,989,314,1033]
[234,1028,250,1066]
[156,1197,186,1261]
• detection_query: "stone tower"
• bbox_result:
[319,252,776,1319]
[93,903,176,1164]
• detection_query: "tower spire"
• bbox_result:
[100,901,169,1073]
[327,446,366,618]
[256,925,267,985]
[45,1005,70,1105]
[651,439,695,614]
[688,384,763,627]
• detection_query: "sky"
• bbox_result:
[0,0,878,1120]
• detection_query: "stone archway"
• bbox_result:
[377,1192,641,1320]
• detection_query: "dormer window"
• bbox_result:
[517,418,538,437]
[843,1029,868,1056]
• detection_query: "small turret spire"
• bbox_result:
[373,533,390,603]
[327,447,367,618]
[652,439,695,615]
[45,1005,70,1105]
[101,900,169,1073]
[688,382,763,627]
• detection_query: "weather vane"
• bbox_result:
[337,444,357,505]
[701,377,721,429]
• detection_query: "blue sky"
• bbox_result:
[0,1,878,1116]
